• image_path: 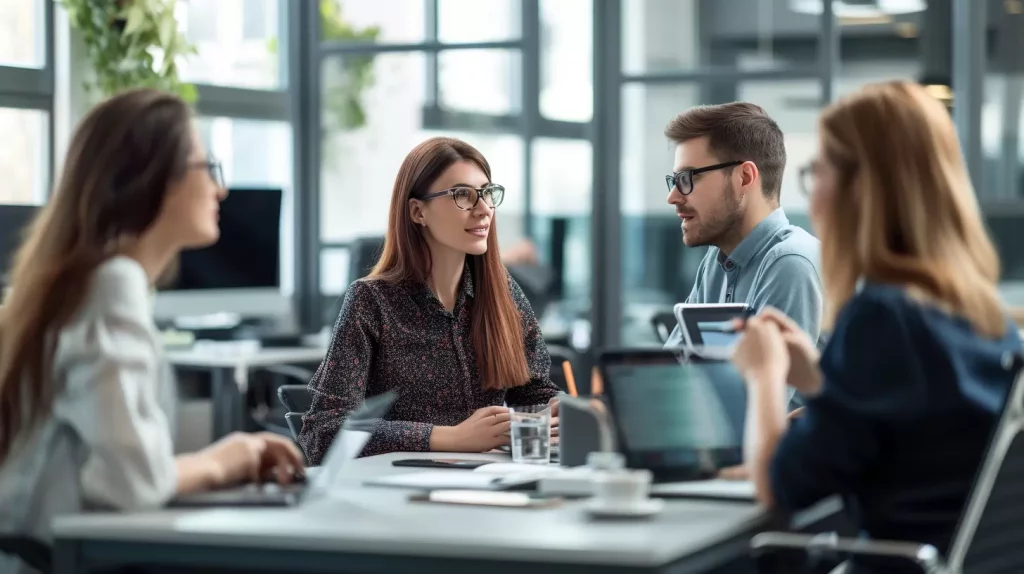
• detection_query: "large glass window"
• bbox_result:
[438,50,521,114]
[437,0,520,43]
[319,53,526,248]
[0,0,44,68]
[0,108,48,205]
[539,0,593,122]
[177,0,284,89]
[621,0,820,75]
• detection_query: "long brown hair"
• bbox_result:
[370,137,530,390]
[0,89,195,463]
[817,81,1004,337]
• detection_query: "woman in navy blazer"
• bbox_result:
[733,81,1022,574]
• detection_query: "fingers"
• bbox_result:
[717,465,749,481]
[256,433,305,485]
[243,436,265,485]
[757,307,801,333]
[493,420,512,436]
[787,406,806,421]
[474,405,511,419]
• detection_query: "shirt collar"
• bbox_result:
[411,261,475,313]
[716,208,790,271]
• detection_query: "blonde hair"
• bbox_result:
[817,80,1005,337]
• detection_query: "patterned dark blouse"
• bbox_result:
[298,265,560,465]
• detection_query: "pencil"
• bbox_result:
[561,360,578,397]
[591,366,604,396]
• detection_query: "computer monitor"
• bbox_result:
[154,188,289,321]
[0,205,39,285]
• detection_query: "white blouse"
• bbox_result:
[0,256,177,566]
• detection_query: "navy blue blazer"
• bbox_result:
[770,283,1021,570]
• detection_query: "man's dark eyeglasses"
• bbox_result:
[189,159,225,189]
[665,161,744,195]
[419,184,505,210]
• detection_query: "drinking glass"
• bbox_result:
[509,405,552,465]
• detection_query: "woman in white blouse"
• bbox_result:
[0,89,303,566]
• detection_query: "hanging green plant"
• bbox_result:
[319,0,380,132]
[61,0,198,103]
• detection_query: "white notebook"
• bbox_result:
[650,479,755,500]
[365,464,555,491]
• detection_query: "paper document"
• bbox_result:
[365,469,546,491]
[650,479,755,500]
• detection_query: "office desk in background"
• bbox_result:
[167,345,326,440]
[53,452,841,574]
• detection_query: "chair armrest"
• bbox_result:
[255,364,314,384]
[751,532,946,573]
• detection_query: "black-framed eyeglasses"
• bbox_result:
[189,158,225,189]
[418,184,505,210]
[665,160,744,196]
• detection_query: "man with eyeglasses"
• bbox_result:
[662,102,823,351]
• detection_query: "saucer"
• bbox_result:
[585,497,664,518]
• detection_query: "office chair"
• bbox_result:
[0,535,51,573]
[277,383,313,441]
[246,365,312,439]
[651,310,678,344]
[750,358,1024,574]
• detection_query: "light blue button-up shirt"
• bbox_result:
[665,208,824,348]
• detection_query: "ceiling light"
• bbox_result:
[790,0,927,18]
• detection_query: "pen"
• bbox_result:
[561,360,578,397]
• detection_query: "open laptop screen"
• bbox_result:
[600,349,746,481]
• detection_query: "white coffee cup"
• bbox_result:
[592,468,652,510]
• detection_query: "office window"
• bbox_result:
[320,248,351,295]
[539,0,592,122]
[621,0,819,74]
[177,0,283,89]
[0,108,48,205]
[197,117,294,294]
[531,138,592,303]
[332,0,426,44]
[438,50,520,115]
[437,0,519,43]
[319,53,526,247]
[0,0,44,68]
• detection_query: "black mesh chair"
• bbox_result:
[750,356,1024,574]
[650,310,678,345]
[277,383,313,441]
[0,535,52,573]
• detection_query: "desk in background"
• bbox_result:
[167,346,326,440]
[53,452,841,574]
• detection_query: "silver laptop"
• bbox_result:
[169,391,397,507]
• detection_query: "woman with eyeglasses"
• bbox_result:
[0,89,303,564]
[299,137,560,464]
[733,81,1021,573]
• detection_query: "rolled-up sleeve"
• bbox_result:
[769,294,924,510]
[299,281,431,463]
[58,260,177,511]
[504,275,560,407]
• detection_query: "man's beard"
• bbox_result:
[683,181,744,249]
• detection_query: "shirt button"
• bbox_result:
[724,260,735,271]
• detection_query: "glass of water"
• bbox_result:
[509,405,552,465]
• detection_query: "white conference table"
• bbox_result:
[52,452,840,574]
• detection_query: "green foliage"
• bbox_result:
[319,0,380,132]
[61,0,197,103]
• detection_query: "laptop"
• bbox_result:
[169,391,398,508]
[598,348,746,483]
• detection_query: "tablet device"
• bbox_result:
[599,348,746,482]
[672,303,752,355]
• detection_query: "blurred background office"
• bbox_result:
[1,0,1023,367]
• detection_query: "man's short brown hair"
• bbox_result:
[664,102,786,201]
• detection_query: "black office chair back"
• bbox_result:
[948,357,1024,573]
[0,535,52,573]
[277,384,313,441]
[650,310,678,344]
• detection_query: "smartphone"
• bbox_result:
[391,458,494,470]
[409,490,562,508]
